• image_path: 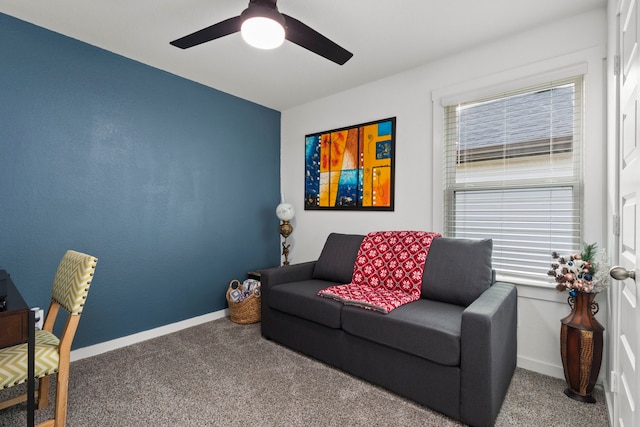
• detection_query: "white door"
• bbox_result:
[613,0,640,425]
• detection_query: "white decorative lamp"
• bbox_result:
[276,202,295,265]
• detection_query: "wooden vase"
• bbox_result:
[560,291,604,403]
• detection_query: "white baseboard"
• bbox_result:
[603,379,615,426]
[517,355,565,379]
[70,309,229,362]
[518,354,609,393]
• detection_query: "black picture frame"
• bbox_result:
[304,117,396,211]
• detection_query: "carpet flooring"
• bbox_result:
[0,317,610,426]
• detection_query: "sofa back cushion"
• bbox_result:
[313,233,365,283]
[421,237,493,306]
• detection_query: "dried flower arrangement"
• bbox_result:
[548,242,610,294]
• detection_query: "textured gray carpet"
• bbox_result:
[1,318,609,426]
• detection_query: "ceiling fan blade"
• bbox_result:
[171,16,242,49]
[283,14,353,65]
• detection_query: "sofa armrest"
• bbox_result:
[258,261,316,339]
[258,261,317,289]
[460,282,517,427]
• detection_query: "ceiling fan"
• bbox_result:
[170,0,353,65]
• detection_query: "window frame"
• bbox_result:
[442,76,584,286]
[431,57,605,288]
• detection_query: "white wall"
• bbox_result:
[280,8,607,379]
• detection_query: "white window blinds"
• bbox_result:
[443,76,583,285]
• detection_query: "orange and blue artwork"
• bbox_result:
[305,117,395,210]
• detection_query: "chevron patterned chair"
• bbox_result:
[0,250,98,427]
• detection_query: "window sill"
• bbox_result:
[496,275,568,303]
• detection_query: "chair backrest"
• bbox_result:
[51,250,98,315]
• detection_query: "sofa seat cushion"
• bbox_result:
[269,280,344,329]
[341,299,465,366]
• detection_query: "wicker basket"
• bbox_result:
[226,279,261,324]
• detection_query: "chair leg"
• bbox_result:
[38,376,50,409]
[36,371,69,427]
[52,367,70,427]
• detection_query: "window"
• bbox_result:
[443,76,583,285]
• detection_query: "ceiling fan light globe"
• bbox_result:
[241,17,285,50]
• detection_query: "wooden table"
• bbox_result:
[0,270,35,427]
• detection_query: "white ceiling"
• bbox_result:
[0,0,606,111]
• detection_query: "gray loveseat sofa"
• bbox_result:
[259,233,517,427]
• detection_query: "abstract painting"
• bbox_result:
[305,117,395,210]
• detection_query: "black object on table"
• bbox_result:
[0,270,35,427]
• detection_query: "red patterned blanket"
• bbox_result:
[318,231,441,313]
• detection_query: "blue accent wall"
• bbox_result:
[0,14,281,348]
